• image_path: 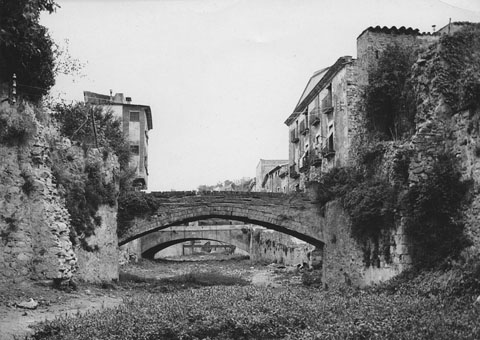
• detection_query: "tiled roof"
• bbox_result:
[358,25,431,39]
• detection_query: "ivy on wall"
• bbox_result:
[402,154,472,268]
[432,23,480,112]
[364,43,417,140]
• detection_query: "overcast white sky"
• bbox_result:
[41,0,480,191]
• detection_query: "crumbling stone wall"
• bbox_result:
[0,101,77,282]
[74,149,119,282]
[0,100,120,283]
[249,228,315,266]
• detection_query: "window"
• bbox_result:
[130,111,140,122]
[130,145,139,155]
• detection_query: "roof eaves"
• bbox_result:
[284,56,352,126]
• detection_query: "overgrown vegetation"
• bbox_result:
[119,270,250,290]
[315,167,396,242]
[0,0,58,100]
[52,102,130,169]
[432,23,480,111]
[52,158,116,250]
[402,154,472,268]
[0,102,37,145]
[29,276,480,340]
[316,151,471,270]
[117,192,160,237]
[51,102,131,249]
[364,43,417,140]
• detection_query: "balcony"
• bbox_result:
[289,164,300,179]
[310,116,320,126]
[310,153,322,167]
[321,144,335,158]
[290,130,299,143]
[299,121,308,135]
[299,155,309,173]
[322,95,333,114]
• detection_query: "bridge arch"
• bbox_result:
[118,192,325,249]
[139,225,252,259]
[142,237,248,259]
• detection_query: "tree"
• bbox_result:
[0,0,58,100]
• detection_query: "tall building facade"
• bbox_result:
[84,91,153,189]
[284,26,437,192]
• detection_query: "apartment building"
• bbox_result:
[284,26,438,192]
[84,91,153,190]
[254,159,288,192]
[261,163,288,193]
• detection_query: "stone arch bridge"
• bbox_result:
[118,191,325,248]
[140,225,252,259]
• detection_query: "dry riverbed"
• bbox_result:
[0,255,299,339]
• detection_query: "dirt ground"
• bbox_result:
[0,255,300,340]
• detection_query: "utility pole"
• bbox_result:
[90,107,98,148]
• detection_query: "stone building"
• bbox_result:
[261,163,288,192]
[84,91,153,189]
[254,159,288,192]
[284,26,437,191]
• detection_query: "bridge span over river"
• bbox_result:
[118,191,325,248]
[119,190,370,286]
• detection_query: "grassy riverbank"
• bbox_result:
[27,259,480,340]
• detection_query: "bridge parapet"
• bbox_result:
[150,191,303,199]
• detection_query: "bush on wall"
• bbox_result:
[52,102,131,169]
[364,43,417,140]
[51,102,131,250]
[117,192,160,237]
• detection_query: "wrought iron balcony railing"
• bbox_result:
[322,95,333,114]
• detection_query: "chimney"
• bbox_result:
[113,93,124,104]
[126,97,132,103]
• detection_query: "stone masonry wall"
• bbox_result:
[0,101,77,282]
[250,228,315,266]
[0,100,121,283]
[56,146,120,283]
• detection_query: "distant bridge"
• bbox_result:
[139,225,252,259]
[118,191,324,248]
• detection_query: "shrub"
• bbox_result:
[314,167,363,206]
[403,154,472,268]
[343,179,396,240]
[52,102,131,170]
[117,191,160,237]
[53,158,117,250]
[314,167,395,240]
[0,103,37,145]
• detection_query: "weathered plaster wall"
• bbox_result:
[75,203,119,282]
[119,238,141,264]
